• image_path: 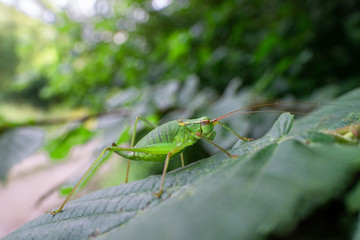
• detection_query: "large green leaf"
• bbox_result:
[0,127,44,181]
[4,89,360,240]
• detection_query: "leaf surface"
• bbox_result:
[4,89,360,240]
[0,127,44,181]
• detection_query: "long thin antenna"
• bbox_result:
[211,102,347,122]
[213,110,308,121]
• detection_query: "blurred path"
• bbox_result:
[0,141,98,238]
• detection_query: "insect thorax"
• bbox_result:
[177,117,216,141]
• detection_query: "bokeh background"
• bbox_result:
[0,0,359,238]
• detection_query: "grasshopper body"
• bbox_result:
[114,117,215,162]
[48,116,226,215]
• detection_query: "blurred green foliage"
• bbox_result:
[45,125,95,160]
[1,0,359,109]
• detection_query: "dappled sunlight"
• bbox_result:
[152,0,172,11]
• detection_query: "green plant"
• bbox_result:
[3,88,360,240]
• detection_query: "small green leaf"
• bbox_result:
[45,125,94,160]
[59,185,74,196]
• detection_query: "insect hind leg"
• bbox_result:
[48,146,115,215]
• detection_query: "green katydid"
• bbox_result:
[48,102,333,215]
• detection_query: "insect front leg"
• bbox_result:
[197,133,238,159]
[125,115,158,183]
[217,121,253,141]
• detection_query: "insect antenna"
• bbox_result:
[210,102,348,123]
